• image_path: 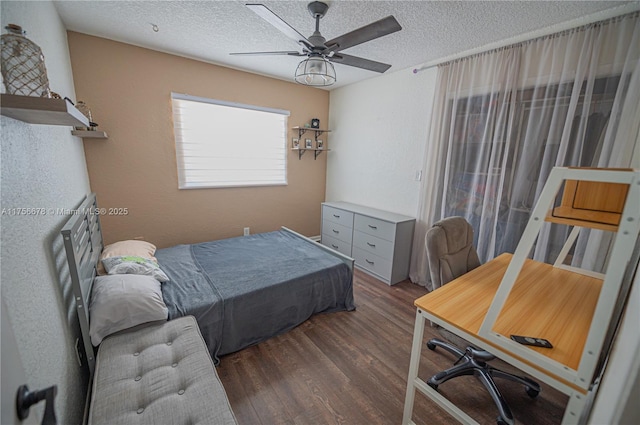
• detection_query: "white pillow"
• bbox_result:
[89,274,168,346]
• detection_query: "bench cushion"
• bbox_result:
[89,316,237,425]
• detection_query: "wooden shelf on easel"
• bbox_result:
[0,94,89,127]
[545,169,631,232]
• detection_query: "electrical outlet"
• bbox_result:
[244,227,250,236]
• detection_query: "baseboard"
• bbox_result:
[309,235,321,242]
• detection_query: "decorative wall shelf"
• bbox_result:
[71,130,108,139]
[292,148,331,160]
[292,125,331,159]
[292,126,331,139]
[0,94,89,127]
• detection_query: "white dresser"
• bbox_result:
[321,202,415,285]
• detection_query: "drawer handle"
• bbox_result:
[368,225,378,229]
[365,259,375,265]
[333,214,340,218]
[331,244,339,249]
[332,229,339,234]
[367,242,376,248]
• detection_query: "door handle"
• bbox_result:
[16,385,57,425]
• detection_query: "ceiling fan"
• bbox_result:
[231,2,402,86]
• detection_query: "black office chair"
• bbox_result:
[425,216,540,425]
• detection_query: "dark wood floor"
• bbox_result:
[217,270,568,425]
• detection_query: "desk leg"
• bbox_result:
[403,308,426,425]
[561,391,587,425]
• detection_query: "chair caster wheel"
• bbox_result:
[427,341,436,350]
[526,386,540,398]
[427,381,438,391]
[524,377,540,398]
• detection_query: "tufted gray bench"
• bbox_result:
[88,315,237,425]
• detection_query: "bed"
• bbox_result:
[62,193,355,375]
[157,228,355,363]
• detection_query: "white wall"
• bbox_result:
[326,66,437,217]
[1,1,90,423]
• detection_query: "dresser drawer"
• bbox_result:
[353,230,394,260]
[354,215,396,241]
[321,202,414,285]
[352,247,392,281]
[320,234,352,257]
[322,220,353,245]
[323,205,354,228]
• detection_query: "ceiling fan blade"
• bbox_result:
[246,4,313,50]
[324,16,401,53]
[230,51,305,56]
[329,53,392,73]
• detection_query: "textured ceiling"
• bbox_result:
[53,0,636,89]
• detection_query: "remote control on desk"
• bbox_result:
[510,335,553,348]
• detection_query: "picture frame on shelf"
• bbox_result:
[317,139,324,149]
[305,138,313,149]
[292,138,300,149]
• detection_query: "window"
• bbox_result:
[443,76,621,259]
[171,93,289,189]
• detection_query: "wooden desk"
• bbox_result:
[403,169,639,425]
[402,254,603,425]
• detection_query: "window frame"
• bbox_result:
[171,92,290,189]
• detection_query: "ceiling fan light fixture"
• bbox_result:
[295,55,336,87]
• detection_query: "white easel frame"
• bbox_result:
[479,167,640,390]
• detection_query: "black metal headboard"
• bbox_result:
[61,193,103,377]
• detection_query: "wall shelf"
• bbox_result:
[71,130,108,139]
[292,148,330,160]
[0,94,89,127]
[292,125,331,159]
[292,126,331,139]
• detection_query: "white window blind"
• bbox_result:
[171,93,289,189]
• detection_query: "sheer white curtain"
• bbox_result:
[410,13,640,290]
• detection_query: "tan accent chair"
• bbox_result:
[425,216,481,292]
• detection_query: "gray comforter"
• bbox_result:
[155,230,354,363]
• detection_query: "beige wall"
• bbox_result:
[67,32,329,248]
